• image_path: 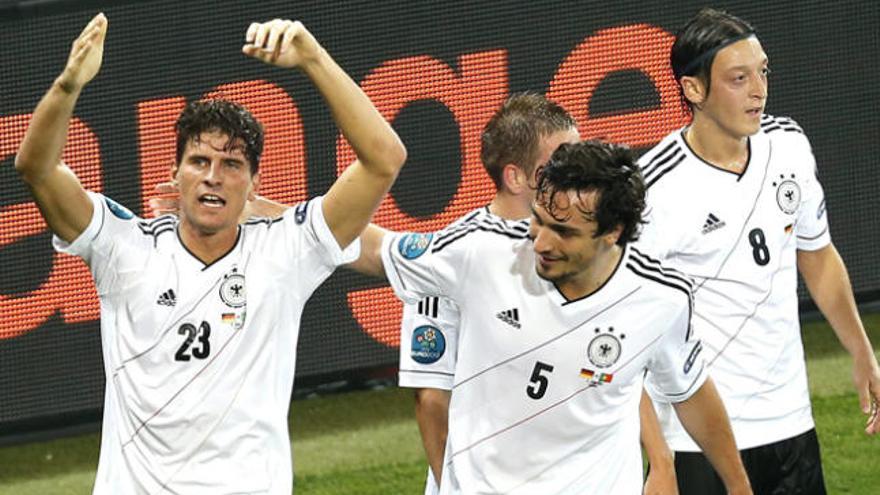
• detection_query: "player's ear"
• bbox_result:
[501,163,527,194]
[170,161,180,181]
[248,172,261,201]
[602,224,624,246]
[680,75,706,108]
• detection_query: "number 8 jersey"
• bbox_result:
[638,115,831,452]
[53,192,359,495]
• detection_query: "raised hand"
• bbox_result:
[57,13,108,93]
[241,19,322,69]
[149,181,180,218]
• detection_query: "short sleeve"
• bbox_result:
[644,296,708,403]
[53,191,142,295]
[794,147,831,250]
[636,197,675,262]
[380,231,463,304]
[286,196,361,267]
[398,296,460,390]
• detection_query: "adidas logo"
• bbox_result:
[495,308,521,329]
[157,289,177,307]
[701,213,726,235]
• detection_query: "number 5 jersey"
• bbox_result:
[381,211,707,494]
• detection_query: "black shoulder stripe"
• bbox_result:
[629,247,693,289]
[626,262,692,300]
[642,141,684,180]
[137,215,176,234]
[434,211,489,243]
[138,225,175,243]
[244,216,285,227]
[640,140,679,174]
[627,257,692,295]
[435,214,527,245]
[761,114,803,134]
[434,210,526,243]
[137,218,177,238]
[645,152,686,189]
[432,223,528,253]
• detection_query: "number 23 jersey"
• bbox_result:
[54,193,358,495]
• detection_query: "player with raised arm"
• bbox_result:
[167,93,678,494]
[378,140,752,494]
[638,8,880,494]
[14,14,405,494]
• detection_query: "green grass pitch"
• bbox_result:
[0,314,878,494]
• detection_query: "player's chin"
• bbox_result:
[534,263,558,283]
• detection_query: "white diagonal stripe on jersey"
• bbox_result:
[692,142,774,295]
[453,287,640,389]
[449,330,664,461]
[113,274,225,371]
[153,349,254,493]
[120,307,245,450]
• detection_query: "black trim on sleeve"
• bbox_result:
[796,226,828,241]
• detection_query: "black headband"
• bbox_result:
[680,32,756,77]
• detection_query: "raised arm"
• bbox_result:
[344,223,388,279]
[673,379,751,495]
[798,244,880,434]
[242,19,406,250]
[15,14,108,243]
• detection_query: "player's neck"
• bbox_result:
[178,221,240,266]
[685,116,749,174]
[558,244,623,301]
[489,190,531,221]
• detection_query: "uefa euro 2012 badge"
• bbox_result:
[104,197,134,220]
[410,325,445,364]
[398,233,433,260]
[220,268,246,308]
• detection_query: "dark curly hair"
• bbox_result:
[671,8,755,111]
[176,99,264,174]
[535,140,646,246]
[481,92,577,189]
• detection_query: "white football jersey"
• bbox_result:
[638,115,830,451]
[397,207,486,495]
[54,192,359,495]
[382,210,707,494]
